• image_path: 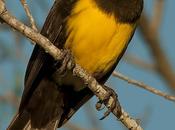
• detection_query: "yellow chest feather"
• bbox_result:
[64,0,136,75]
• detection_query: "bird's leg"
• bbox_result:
[54,49,75,76]
[96,85,122,120]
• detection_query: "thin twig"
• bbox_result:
[0,1,143,130]
[20,0,38,31]
[113,71,175,102]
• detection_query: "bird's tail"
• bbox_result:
[7,78,93,130]
[7,78,63,130]
[7,111,29,130]
[7,110,59,130]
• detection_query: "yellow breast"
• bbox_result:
[65,0,136,75]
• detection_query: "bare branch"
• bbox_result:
[20,0,38,31]
[0,4,63,61]
[0,1,143,130]
[113,71,175,102]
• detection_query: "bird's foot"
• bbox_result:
[95,85,122,120]
[54,49,75,76]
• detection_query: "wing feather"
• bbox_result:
[20,0,76,111]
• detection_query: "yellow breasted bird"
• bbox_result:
[8,0,143,129]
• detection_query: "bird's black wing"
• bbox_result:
[20,0,75,111]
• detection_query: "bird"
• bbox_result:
[8,0,143,129]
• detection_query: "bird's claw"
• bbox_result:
[96,100,105,111]
[54,49,75,76]
[95,85,121,120]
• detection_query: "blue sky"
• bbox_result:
[0,0,175,130]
